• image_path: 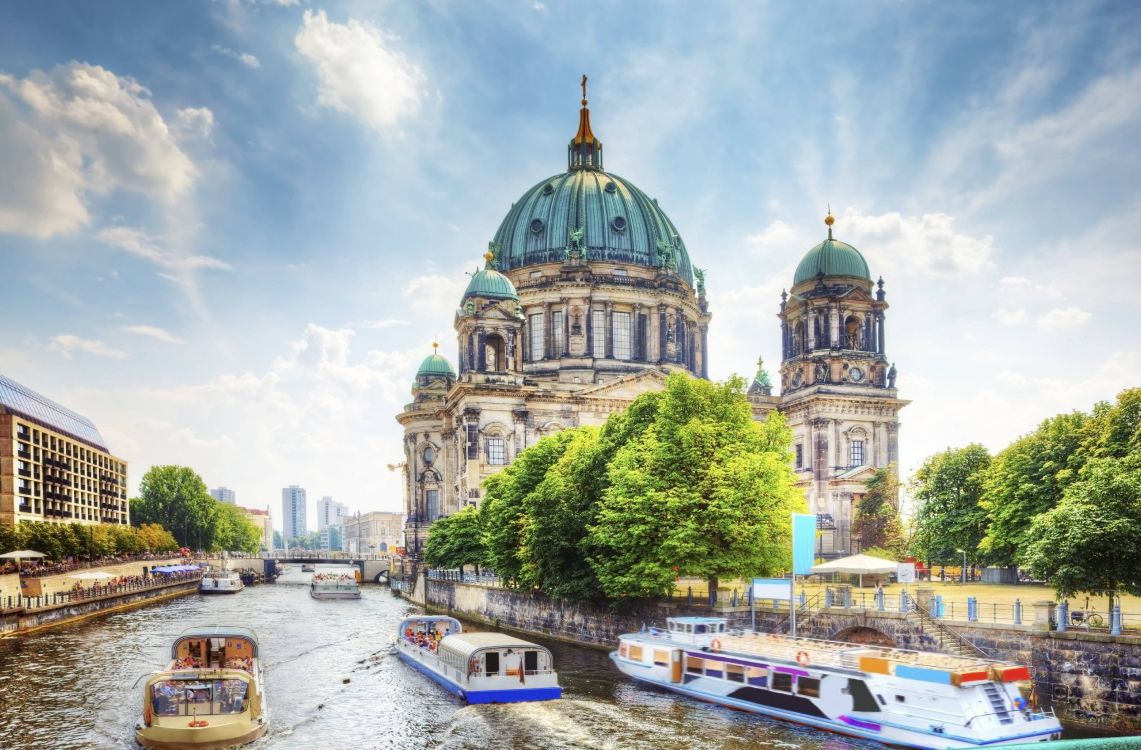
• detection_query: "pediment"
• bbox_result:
[577,369,668,399]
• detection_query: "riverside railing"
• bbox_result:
[0,570,203,613]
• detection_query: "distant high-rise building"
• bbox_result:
[239,505,274,551]
[0,374,129,527]
[315,496,347,531]
[210,487,236,504]
[281,485,307,544]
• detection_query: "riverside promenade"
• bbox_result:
[0,556,201,636]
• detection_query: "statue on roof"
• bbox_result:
[656,237,677,271]
[694,267,706,295]
[567,227,586,260]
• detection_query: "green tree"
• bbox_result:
[479,431,578,587]
[137,523,179,553]
[1023,454,1141,616]
[328,526,342,551]
[979,412,1091,567]
[212,502,261,553]
[424,506,485,573]
[911,445,991,565]
[588,374,804,601]
[853,465,906,557]
[273,530,283,550]
[132,466,218,550]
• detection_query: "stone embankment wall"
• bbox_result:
[0,578,200,636]
[418,578,1141,735]
[0,557,183,601]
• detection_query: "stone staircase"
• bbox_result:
[909,600,990,659]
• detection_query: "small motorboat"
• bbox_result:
[136,626,267,750]
[199,570,244,595]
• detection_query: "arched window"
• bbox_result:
[485,334,506,372]
[845,316,861,349]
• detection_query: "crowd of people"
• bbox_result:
[1,551,167,577]
[151,679,247,716]
[403,624,452,653]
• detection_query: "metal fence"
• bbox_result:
[1,570,203,612]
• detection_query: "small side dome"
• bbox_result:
[792,213,871,286]
[415,342,456,386]
[463,248,519,301]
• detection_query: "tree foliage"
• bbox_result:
[853,465,905,557]
[0,520,178,562]
[424,506,485,571]
[979,412,1092,566]
[211,502,261,554]
[132,466,218,550]
[911,445,991,564]
[1023,454,1141,610]
[588,374,804,601]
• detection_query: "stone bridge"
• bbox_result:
[214,554,392,583]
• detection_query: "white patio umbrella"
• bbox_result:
[0,550,46,571]
[810,553,898,588]
[69,571,115,581]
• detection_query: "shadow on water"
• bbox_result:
[0,570,1093,749]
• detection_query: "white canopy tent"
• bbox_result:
[810,553,898,588]
[69,571,115,581]
[0,550,46,570]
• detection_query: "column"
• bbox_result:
[543,301,552,360]
[781,320,789,359]
[877,313,885,355]
[476,331,486,372]
[676,307,685,364]
[658,304,667,363]
[806,304,816,351]
[585,297,593,357]
[700,325,709,378]
[832,301,841,347]
[605,301,614,358]
[561,298,571,357]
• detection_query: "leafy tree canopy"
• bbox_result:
[132,466,218,550]
[854,465,906,558]
[425,506,485,571]
[911,444,991,564]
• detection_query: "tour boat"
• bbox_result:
[395,615,562,703]
[136,626,267,750]
[301,564,315,573]
[310,572,361,600]
[199,570,244,595]
[610,617,1061,749]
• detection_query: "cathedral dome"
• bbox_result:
[416,347,456,379]
[792,214,870,286]
[489,84,694,285]
[462,253,519,301]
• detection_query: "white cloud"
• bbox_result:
[841,208,993,277]
[745,220,798,256]
[996,276,1063,299]
[361,318,409,330]
[0,62,205,239]
[210,44,261,69]
[401,273,466,316]
[97,226,231,272]
[121,325,183,344]
[990,307,1027,326]
[294,9,425,133]
[47,334,127,360]
[1037,305,1091,330]
[174,107,215,139]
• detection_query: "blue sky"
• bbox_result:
[1,0,1138,527]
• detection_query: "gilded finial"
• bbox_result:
[432,339,439,352]
[581,73,588,106]
[484,250,494,264]
[824,204,835,239]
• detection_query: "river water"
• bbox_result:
[0,565,935,750]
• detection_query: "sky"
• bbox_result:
[1,0,1138,529]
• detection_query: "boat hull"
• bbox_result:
[198,587,243,594]
[135,721,266,750]
[310,590,361,600]
[397,649,561,703]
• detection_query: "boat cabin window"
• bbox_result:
[771,672,793,692]
[151,678,248,717]
[628,645,644,662]
[797,677,820,698]
[524,650,538,673]
[695,624,707,634]
[726,664,745,683]
[877,694,886,705]
[895,695,906,703]
[747,667,767,686]
[653,650,670,667]
[704,661,723,679]
[484,652,500,676]
[619,644,629,658]
[686,656,703,674]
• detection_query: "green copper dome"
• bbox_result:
[416,350,456,378]
[793,237,871,286]
[463,261,519,301]
[489,96,694,285]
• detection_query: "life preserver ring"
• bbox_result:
[144,704,152,727]
[796,650,810,666]
[710,639,722,652]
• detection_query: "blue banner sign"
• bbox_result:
[792,513,817,575]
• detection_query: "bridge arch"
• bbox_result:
[832,626,895,647]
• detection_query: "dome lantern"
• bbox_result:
[568,74,603,171]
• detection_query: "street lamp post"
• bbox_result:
[956,548,966,585]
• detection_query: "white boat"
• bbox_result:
[396,615,562,703]
[136,626,267,750]
[310,572,361,600]
[199,570,244,594]
[610,617,1061,749]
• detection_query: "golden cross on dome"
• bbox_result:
[581,74,588,104]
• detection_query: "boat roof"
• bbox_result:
[399,615,462,630]
[172,626,259,656]
[668,617,726,625]
[440,632,551,659]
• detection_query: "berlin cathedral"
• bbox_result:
[397,83,908,558]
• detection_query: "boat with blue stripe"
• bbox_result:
[610,617,1061,749]
[395,616,562,704]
